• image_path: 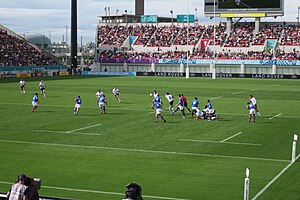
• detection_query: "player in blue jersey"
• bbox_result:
[191,97,200,118]
[151,101,166,123]
[247,102,256,123]
[153,94,163,105]
[73,96,82,115]
[204,99,213,121]
[172,94,186,118]
[31,93,40,112]
[98,94,108,114]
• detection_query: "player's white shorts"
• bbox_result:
[192,107,200,112]
[249,109,255,115]
[208,109,215,114]
[178,105,184,110]
[75,104,81,109]
[99,102,105,107]
[196,110,203,117]
[156,108,162,115]
[32,102,38,107]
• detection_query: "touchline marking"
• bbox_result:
[232,91,243,95]
[221,132,242,143]
[66,124,102,133]
[250,89,258,91]
[251,153,300,200]
[178,139,261,146]
[0,139,288,163]
[269,113,282,120]
[31,130,101,136]
[0,181,188,200]
[210,96,223,100]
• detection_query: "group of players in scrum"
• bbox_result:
[151,90,219,123]
[151,90,261,123]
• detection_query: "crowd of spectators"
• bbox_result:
[147,25,180,47]
[252,24,283,45]
[276,49,300,60]
[174,25,206,46]
[200,25,228,46]
[99,48,300,61]
[223,25,254,47]
[97,24,300,49]
[280,25,300,46]
[101,26,135,46]
[0,29,57,67]
[134,25,157,46]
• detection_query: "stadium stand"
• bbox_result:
[97,23,300,61]
[0,28,57,67]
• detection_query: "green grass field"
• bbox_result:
[0,76,299,200]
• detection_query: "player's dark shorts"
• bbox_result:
[40,87,45,91]
[21,86,25,90]
[184,102,188,107]
[169,100,174,106]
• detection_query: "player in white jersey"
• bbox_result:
[96,89,104,104]
[19,79,26,94]
[249,95,261,117]
[153,90,159,98]
[39,80,46,97]
[112,86,121,103]
[165,92,174,111]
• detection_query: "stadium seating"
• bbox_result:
[97,24,300,61]
[0,29,57,67]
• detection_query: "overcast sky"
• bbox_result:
[0,0,299,44]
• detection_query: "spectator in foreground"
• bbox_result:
[7,174,29,200]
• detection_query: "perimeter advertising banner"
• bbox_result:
[81,71,136,76]
[136,72,299,79]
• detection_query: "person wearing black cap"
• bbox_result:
[7,174,29,200]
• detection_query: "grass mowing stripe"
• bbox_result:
[221,132,242,142]
[0,139,289,163]
[0,181,188,200]
[2,102,300,119]
[178,139,261,146]
[251,153,300,200]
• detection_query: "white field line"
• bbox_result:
[251,153,300,200]
[0,181,188,200]
[66,124,102,133]
[250,89,258,91]
[31,130,101,136]
[2,102,300,119]
[274,84,280,87]
[210,96,223,100]
[221,132,242,143]
[178,139,261,146]
[0,139,289,163]
[232,91,243,95]
[269,113,282,120]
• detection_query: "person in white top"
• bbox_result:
[153,90,159,98]
[249,94,261,117]
[96,89,104,104]
[165,92,174,111]
[19,79,26,94]
[38,80,46,97]
[112,86,121,103]
[7,174,29,200]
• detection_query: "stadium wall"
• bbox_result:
[94,62,300,75]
